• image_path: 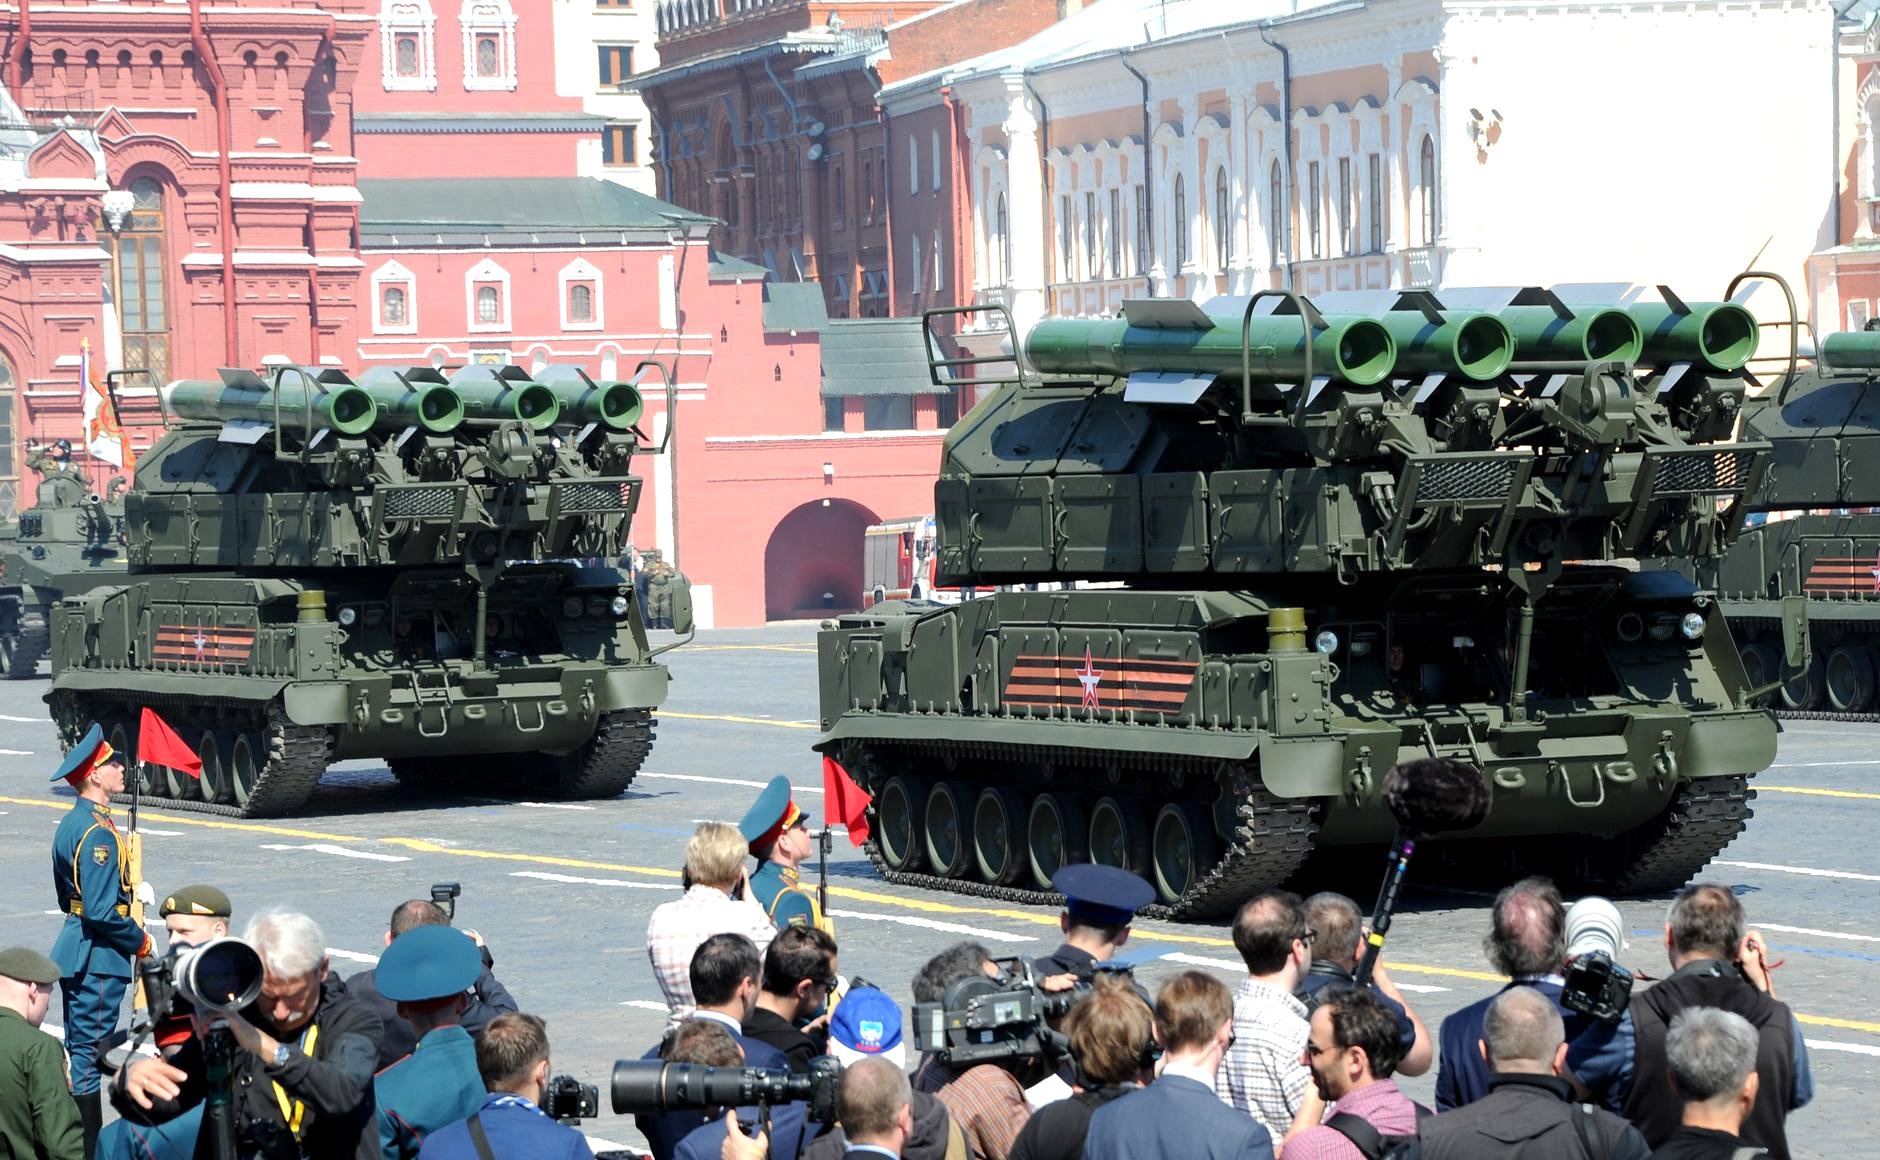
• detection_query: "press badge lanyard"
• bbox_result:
[271,1023,320,1138]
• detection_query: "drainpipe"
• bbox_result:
[189,0,239,365]
[1022,73,1051,298]
[1119,51,1151,281]
[5,0,30,92]
[879,102,895,312]
[1259,22,1293,287]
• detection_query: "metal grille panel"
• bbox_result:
[1652,450,1755,497]
[1416,457,1522,504]
[556,482,629,515]
[381,487,459,520]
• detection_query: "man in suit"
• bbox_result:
[373,926,487,1159]
[417,1013,592,1159]
[1083,971,1275,1160]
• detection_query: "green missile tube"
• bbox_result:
[361,380,465,434]
[1820,331,1880,371]
[164,377,378,436]
[1498,305,1644,364]
[546,379,644,432]
[1364,311,1514,382]
[1025,313,1398,387]
[453,380,561,431]
[1626,301,1759,372]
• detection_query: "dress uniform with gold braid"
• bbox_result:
[739,775,832,935]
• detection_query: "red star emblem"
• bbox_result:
[1075,646,1102,709]
[191,630,208,660]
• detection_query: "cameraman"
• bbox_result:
[111,909,385,1159]
[1009,975,1154,1160]
[417,1013,592,1160]
[1295,892,1432,1077]
[909,942,1034,1160]
[746,927,838,1073]
[348,900,518,1071]
[1619,885,1810,1159]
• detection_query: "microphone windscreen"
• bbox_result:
[1383,758,1492,836]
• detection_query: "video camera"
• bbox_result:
[910,956,1078,1068]
[610,1055,841,1126]
[1561,950,1634,1024]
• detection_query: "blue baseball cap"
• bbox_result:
[828,985,904,1069]
[376,925,482,1003]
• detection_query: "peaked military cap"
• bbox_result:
[160,884,232,919]
[0,945,60,985]
[376,925,482,1003]
[1053,863,1156,929]
[739,774,813,853]
[52,722,117,784]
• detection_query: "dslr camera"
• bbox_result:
[139,936,267,1027]
[1561,950,1634,1024]
[610,1055,841,1126]
[544,1074,599,1122]
[910,956,1078,1067]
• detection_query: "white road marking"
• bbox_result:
[1713,860,1880,884]
[1758,923,1880,944]
[511,870,677,891]
[824,908,1037,944]
[513,802,596,811]
[0,748,33,755]
[1769,759,1880,768]
[639,772,823,794]
[585,1138,635,1153]
[43,910,62,916]
[620,1000,670,1012]
[326,948,381,965]
[137,828,182,837]
[1806,1038,1880,1058]
[258,843,411,863]
[1156,952,1449,993]
[0,714,43,723]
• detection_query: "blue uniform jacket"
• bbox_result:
[376,1025,486,1160]
[50,800,143,979]
[750,862,820,930]
[417,1094,593,1160]
[1082,1075,1275,1160]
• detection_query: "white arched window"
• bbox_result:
[931,129,942,191]
[460,0,517,91]
[476,286,499,323]
[1417,134,1438,245]
[379,0,437,91]
[559,257,603,330]
[466,257,510,332]
[371,259,418,335]
[1213,166,1229,271]
[1268,159,1283,266]
[1172,173,1188,269]
[382,286,407,326]
[907,134,918,196]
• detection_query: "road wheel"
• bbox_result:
[875,775,929,872]
[1027,792,1088,889]
[230,732,263,809]
[1777,648,1826,711]
[1739,642,1778,708]
[1152,801,1219,905]
[1088,795,1150,876]
[198,731,231,804]
[923,781,973,878]
[972,786,1027,886]
[1826,644,1876,713]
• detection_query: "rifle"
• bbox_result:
[126,755,148,1012]
[817,827,832,922]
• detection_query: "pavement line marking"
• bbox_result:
[1805,1038,1880,1057]
[1754,784,1880,800]
[326,948,381,965]
[0,748,33,755]
[683,644,818,654]
[639,772,823,794]
[138,828,183,837]
[1797,1013,1880,1034]
[659,710,819,730]
[585,1138,634,1152]
[0,795,368,840]
[1758,923,1880,944]
[513,802,596,811]
[825,908,1039,944]
[381,837,682,879]
[1714,859,1880,883]
[259,842,411,863]
[512,870,679,891]
[1768,760,1880,768]
[0,713,43,722]
[621,1000,670,1012]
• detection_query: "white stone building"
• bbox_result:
[554,0,659,192]
[882,0,1836,337]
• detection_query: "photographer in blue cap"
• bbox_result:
[373,926,487,1159]
[1033,864,1155,989]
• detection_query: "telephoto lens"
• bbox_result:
[611,1058,841,1125]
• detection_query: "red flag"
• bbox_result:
[822,755,872,847]
[137,707,202,778]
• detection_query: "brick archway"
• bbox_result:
[763,497,879,620]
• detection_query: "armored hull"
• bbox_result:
[819,287,1779,915]
[0,470,127,678]
[49,363,684,817]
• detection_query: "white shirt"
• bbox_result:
[645,884,775,1028]
[1161,1057,1220,1094]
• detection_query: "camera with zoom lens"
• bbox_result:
[543,1074,599,1122]
[139,937,267,1026]
[1561,950,1634,1024]
[611,1056,841,1126]
[910,956,1078,1068]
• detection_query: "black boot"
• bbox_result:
[77,1091,101,1160]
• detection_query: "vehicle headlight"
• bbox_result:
[562,597,585,618]
[337,607,358,627]
[610,595,630,617]
[1314,630,1339,655]
[1680,611,1706,641]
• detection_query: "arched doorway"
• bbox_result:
[763,498,878,620]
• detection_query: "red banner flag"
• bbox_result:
[137,706,202,778]
[822,755,872,847]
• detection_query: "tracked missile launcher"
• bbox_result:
[0,459,128,679]
[816,279,1782,918]
[47,361,686,817]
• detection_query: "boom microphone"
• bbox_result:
[1356,758,1492,985]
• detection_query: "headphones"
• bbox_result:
[1065,991,1162,1089]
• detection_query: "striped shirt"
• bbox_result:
[1220,977,1311,1139]
[645,884,776,1028]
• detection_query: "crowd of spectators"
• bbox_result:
[0,814,1815,1160]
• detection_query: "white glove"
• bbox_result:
[136,881,155,907]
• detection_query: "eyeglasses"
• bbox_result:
[1294,927,1318,946]
[815,978,840,995]
[1303,1041,1332,1060]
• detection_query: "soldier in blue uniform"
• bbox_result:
[373,924,487,1160]
[1034,864,1155,988]
[738,776,831,934]
[49,723,151,1158]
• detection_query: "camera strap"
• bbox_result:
[467,1115,498,1160]
[270,1022,320,1139]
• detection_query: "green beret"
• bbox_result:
[159,884,232,920]
[0,946,61,985]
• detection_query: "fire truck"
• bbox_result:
[862,516,960,607]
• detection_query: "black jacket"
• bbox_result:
[111,972,385,1160]
[743,1007,823,1074]
[346,949,516,1070]
[1007,1085,1136,1160]
[1422,1073,1651,1160]
[803,1090,955,1160]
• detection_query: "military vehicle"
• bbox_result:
[816,279,1784,919]
[47,361,690,817]
[0,448,129,678]
[1714,324,1880,717]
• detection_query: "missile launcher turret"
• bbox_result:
[816,279,1781,918]
[47,361,683,817]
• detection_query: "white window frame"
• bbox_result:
[465,257,511,333]
[559,257,604,331]
[380,0,437,92]
[370,259,419,336]
[907,133,918,196]
[931,128,942,192]
[459,0,517,92]
[932,230,944,292]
